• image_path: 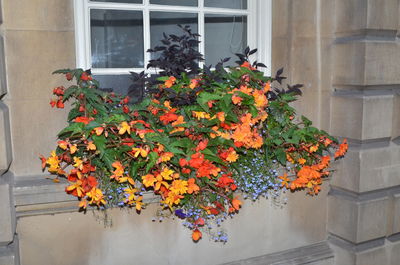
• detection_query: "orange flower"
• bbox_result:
[142,174,156,188]
[160,112,179,125]
[232,94,243,105]
[279,173,290,188]
[216,112,225,122]
[164,76,176,88]
[192,229,202,241]
[195,139,208,152]
[187,178,200,194]
[87,141,96,151]
[335,139,348,158]
[298,158,306,165]
[189,153,205,168]
[231,197,242,211]
[74,116,94,125]
[110,161,124,181]
[157,152,174,163]
[58,140,68,150]
[94,127,104,136]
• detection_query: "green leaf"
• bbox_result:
[275,148,287,165]
[92,135,106,153]
[145,152,159,173]
[57,122,84,137]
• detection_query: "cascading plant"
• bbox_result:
[41,26,347,242]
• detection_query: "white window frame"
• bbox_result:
[74,0,271,76]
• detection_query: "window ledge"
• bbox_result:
[14,175,159,217]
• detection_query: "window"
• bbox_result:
[74,0,271,96]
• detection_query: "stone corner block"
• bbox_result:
[333,143,400,193]
[328,193,389,243]
[0,177,15,246]
[334,41,400,86]
[330,92,393,141]
[330,242,388,265]
[392,192,400,235]
[0,101,12,176]
[335,0,398,34]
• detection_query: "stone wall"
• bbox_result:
[0,0,17,263]
[1,0,398,264]
[328,0,400,264]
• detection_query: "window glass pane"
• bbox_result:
[205,14,247,67]
[91,0,142,3]
[90,9,144,68]
[150,0,197,6]
[94,74,144,103]
[150,12,198,56]
[204,0,247,9]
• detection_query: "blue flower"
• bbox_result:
[175,209,187,219]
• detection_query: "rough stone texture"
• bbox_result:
[392,91,400,140]
[0,178,14,246]
[388,239,400,265]
[4,30,74,176]
[330,92,393,141]
[2,0,73,31]
[328,192,389,244]
[0,102,12,176]
[334,41,400,86]
[335,0,398,34]
[17,189,330,265]
[332,143,400,193]
[392,192,400,235]
[330,242,388,265]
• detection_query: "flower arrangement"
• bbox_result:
[41,27,347,242]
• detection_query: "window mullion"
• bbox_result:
[143,0,151,73]
[198,0,205,69]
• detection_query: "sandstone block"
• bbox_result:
[392,193,400,235]
[330,92,393,141]
[330,239,389,265]
[332,143,400,192]
[0,181,14,246]
[3,0,73,31]
[328,192,389,243]
[335,0,398,34]
[0,102,12,176]
[334,41,400,86]
[5,30,75,101]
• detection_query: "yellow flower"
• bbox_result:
[162,192,183,207]
[73,156,83,170]
[160,167,174,180]
[226,150,239,163]
[118,121,131,135]
[157,152,174,163]
[87,141,96,151]
[142,174,156,188]
[118,176,135,186]
[131,147,148,158]
[170,180,188,195]
[192,111,210,120]
[86,187,106,205]
[46,151,61,173]
[70,144,78,154]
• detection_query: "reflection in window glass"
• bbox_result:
[94,74,144,102]
[150,0,197,7]
[150,12,198,57]
[90,9,144,68]
[91,0,142,3]
[204,0,247,9]
[205,14,247,67]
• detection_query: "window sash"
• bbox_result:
[74,0,271,75]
